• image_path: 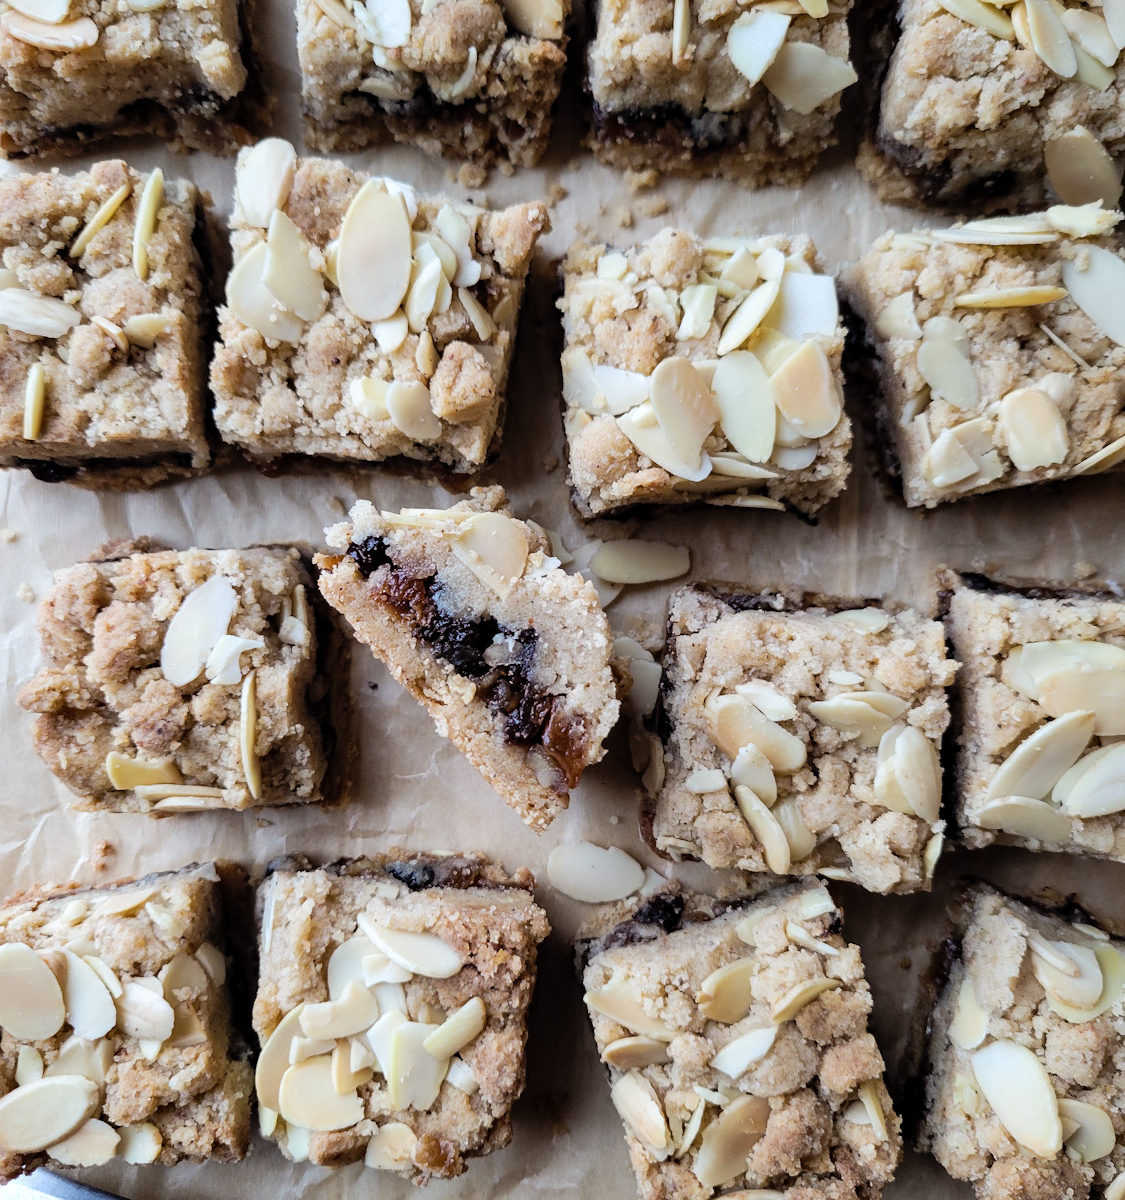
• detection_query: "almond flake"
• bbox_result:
[712,350,776,462]
[770,975,840,1022]
[873,724,941,821]
[976,795,1072,842]
[1062,10,1118,67]
[612,1070,671,1157]
[710,1027,777,1077]
[971,1040,1061,1157]
[22,361,45,440]
[15,1047,43,1086]
[1048,944,1125,1021]
[0,943,65,1041]
[650,355,718,469]
[450,509,529,595]
[986,710,1094,801]
[236,138,297,228]
[0,1076,100,1154]
[160,574,237,688]
[1062,243,1125,347]
[829,608,890,633]
[917,332,977,410]
[356,914,463,978]
[718,277,782,354]
[938,0,1013,36]
[676,283,717,339]
[499,0,562,37]
[8,0,70,20]
[953,285,1068,308]
[46,1117,119,1167]
[769,339,841,437]
[131,168,163,282]
[761,41,857,113]
[693,1094,770,1187]
[998,386,1068,470]
[948,977,989,1049]
[698,957,755,1023]
[807,691,909,747]
[386,379,440,441]
[735,679,797,722]
[671,0,690,63]
[326,935,378,999]
[1054,741,1125,816]
[422,996,486,1058]
[1046,202,1120,238]
[116,978,175,1041]
[240,669,261,800]
[734,785,791,873]
[726,10,790,84]
[618,402,713,481]
[1075,431,1125,474]
[547,841,644,901]
[1030,935,1103,1007]
[773,797,817,860]
[458,287,496,341]
[70,182,132,258]
[1025,0,1077,75]
[1058,1098,1115,1162]
[387,1019,449,1109]
[300,980,380,1041]
[279,1054,363,1131]
[62,949,117,1039]
[262,210,327,323]
[0,288,79,338]
[256,1006,306,1110]
[766,271,839,340]
[226,242,304,344]
[585,975,676,1041]
[589,538,689,584]
[338,182,413,322]
[366,1122,418,1171]
[875,292,923,340]
[707,692,806,770]
[0,10,95,46]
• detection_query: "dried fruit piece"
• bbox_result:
[761,42,857,113]
[710,1026,777,1077]
[337,182,413,323]
[278,1054,363,1131]
[692,1094,770,1187]
[237,138,297,227]
[356,915,463,979]
[698,958,755,1023]
[948,977,989,1050]
[1046,128,1122,209]
[726,10,790,84]
[0,943,65,1040]
[970,1040,1062,1157]
[547,842,644,902]
[0,1075,100,1154]
[611,1070,671,1158]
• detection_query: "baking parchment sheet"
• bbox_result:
[3,14,1125,1197]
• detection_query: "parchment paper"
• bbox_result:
[2,15,1125,1197]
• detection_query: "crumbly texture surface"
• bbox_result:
[0,161,209,488]
[0,863,251,1178]
[18,542,331,813]
[577,880,902,1199]
[317,486,619,831]
[588,0,854,180]
[844,220,1125,508]
[298,0,569,165]
[863,0,1125,209]
[0,0,248,158]
[212,153,547,475]
[559,229,851,518]
[919,885,1125,1198]
[943,570,1125,861]
[651,585,956,894]
[253,852,550,1179]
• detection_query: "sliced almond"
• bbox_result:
[769,340,841,438]
[105,750,182,789]
[116,978,175,1042]
[1038,666,1125,736]
[422,996,486,1058]
[970,1040,1061,1157]
[15,1046,43,1086]
[546,842,644,902]
[671,0,690,62]
[976,795,1072,842]
[6,0,70,23]
[240,669,261,801]
[693,1094,770,1188]
[386,380,440,441]
[735,786,792,873]
[1003,639,1125,700]
[300,979,380,1040]
[0,288,79,338]
[603,1036,670,1070]
[338,182,413,323]
[327,935,378,999]
[917,335,978,410]
[0,1075,99,1154]
[70,181,132,258]
[1058,1097,1115,1162]
[767,272,839,340]
[262,210,326,323]
[387,1020,448,1110]
[954,285,1068,308]
[22,360,45,440]
[1048,944,1125,1021]
[119,1122,162,1164]
[585,975,676,1041]
[875,724,941,822]
[611,1070,671,1157]
[761,41,857,113]
[998,386,1068,470]
[1063,244,1125,348]
[589,539,689,585]
[807,691,908,747]
[0,11,96,48]
[356,915,463,979]
[433,204,481,287]
[290,1036,335,1065]
[718,277,782,355]
[1054,742,1125,817]
[450,510,529,594]
[785,921,837,957]
[875,292,923,341]
[237,138,297,228]
[986,711,1095,802]
[0,943,65,1040]
[47,1117,119,1166]
[62,949,117,1039]
[711,351,776,463]
[1030,936,1104,1008]
[257,1008,307,1110]
[948,977,989,1050]
[404,248,444,333]
[685,768,727,793]
[698,957,755,1023]
[938,0,1014,37]
[1025,0,1077,75]
[710,1026,777,1078]
[226,242,304,344]
[618,402,713,481]
[160,574,237,688]
[1046,128,1122,209]
[771,975,840,1022]
[650,356,718,468]
[131,168,163,282]
[331,1039,372,1094]
[773,798,817,861]
[278,1054,363,1131]
[365,1121,418,1171]
[707,693,806,771]
[731,743,779,803]
[1047,202,1120,238]
[726,10,790,85]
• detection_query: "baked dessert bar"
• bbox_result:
[0,862,251,1177]
[587,0,857,180]
[0,161,210,488]
[317,486,619,832]
[942,569,1125,863]
[844,205,1125,508]
[0,0,251,158]
[648,584,956,894]
[919,883,1125,1198]
[559,229,852,518]
[577,878,902,1199]
[862,0,1125,210]
[18,540,338,814]
[253,852,549,1178]
[297,0,569,165]
[212,144,547,478]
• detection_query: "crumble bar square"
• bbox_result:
[317,485,620,832]
[844,206,1125,508]
[211,144,547,478]
[576,878,902,1199]
[0,0,252,158]
[919,883,1125,1198]
[942,568,1125,862]
[0,862,252,1177]
[647,584,956,895]
[252,851,550,1178]
[18,540,339,813]
[559,228,852,518]
[0,161,210,488]
[297,0,570,166]
[587,0,857,181]
[861,0,1125,210]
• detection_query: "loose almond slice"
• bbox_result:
[278,1054,363,1131]
[366,1121,418,1171]
[1058,1097,1115,1162]
[105,751,182,789]
[698,958,756,1023]
[948,977,989,1049]
[938,0,1014,36]
[0,1075,99,1154]
[986,711,1095,803]
[1046,128,1122,209]
[970,1040,1061,1157]
[0,11,96,48]
[710,1027,777,1077]
[1063,244,1125,347]
[356,915,463,979]
[226,242,305,344]
[547,842,644,902]
[585,975,676,1041]
[47,1117,119,1166]
[0,943,65,1040]
[708,693,806,771]
[160,574,237,688]
[618,402,713,481]
[337,181,413,323]
[15,1047,42,1086]
[1054,742,1125,816]
[263,210,327,323]
[603,1036,671,1070]
[299,979,380,1040]
[734,786,791,873]
[237,138,297,227]
[692,1094,770,1187]
[726,10,790,84]
[761,41,857,113]
[589,539,689,585]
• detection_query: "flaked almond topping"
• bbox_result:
[650,355,717,467]
[603,1036,670,1070]
[771,975,840,1022]
[917,329,977,411]
[1047,201,1120,237]
[717,277,782,355]
[685,768,726,793]
[938,0,1013,37]
[300,979,380,1040]
[237,138,297,228]
[22,361,45,441]
[1058,1097,1115,1162]
[226,242,304,344]
[8,0,70,20]
[0,1076,100,1154]
[1062,243,1125,347]
[954,285,1068,308]
[875,292,923,341]
[15,1047,42,1086]
[807,691,908,747]
[761,41,857,114]
[708,692,806,771]
[387,1019,449,1110]
[116,978,175,1042]
[262,210,327,324]
[585,975,676,1041]
[693,1094,770,1188]
[1046,128,1122,210]
[546,841,644,902]
[160,574,238,688]
[47,1117,119,1166]
[785,920,837,956]
[976,795,1072,842]
[948,976,989,1049]
[327,935,379,998]
[279,1054,363,1131]
[205,633,263,686]
[924,829,945,878]
[873,724,941,822]
[0,943,65,1040]
[735,680,796,722]
[422,996,486,1058]
[1029,934,1104,1008]
[290,1035,334,1065]
[405,247,444,332]
[0,9,96,46]
[131,168,163,282]
[1054,742,1125,817]
[240,669,261,800]
[971,1040,1061,1157]
[830,607,890,633]
[712,351,776,463]
[769,271,839,340]
[0,288,79,339]
[338,181,413,323]
[1075,431,1125,475]
[366,1122,418,1171]
[726,10,790,85]
[611,1070,671,1157]
[735,785,791,874]
[698,957,755,1023]
[588,538,689,585]
[70,181,132,259]
[1025,0,1077,76]
[618,402,713,482]
[450,510,530,596]
[458,287,496,342]
[731,743,779,803]
[331,1039,373,1093]
[44,1037,112,1086]
[119,1122,162,1164]
[62,949,117,1039]
[711,1026,778,1079]
[986,710,1094,803]
[357,914,463,978]
[386,379,440,441]
[256,1006,305,1110]
[998,386,1068,471]
[933,216,1058,247]
[677,283,717,339]
[769,340,842,438]
[122,312,169,348]
[671,0,690,63]
[499,0,563,37]
[1048,944,1125,1022]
